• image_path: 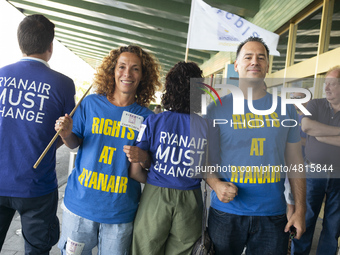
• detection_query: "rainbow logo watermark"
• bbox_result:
[198,81,312,116]
[198,82,223,106]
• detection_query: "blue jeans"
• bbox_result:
[208,207,289,255]
[58,207,133,255]
[292,177,340,255]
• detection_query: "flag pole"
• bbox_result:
[33,85,92,169]
[185,48,189,62]
[185,0,195,62]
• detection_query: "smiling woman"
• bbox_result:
[113,52,143,102]
[54,44,162,255]
[94,45,161,107]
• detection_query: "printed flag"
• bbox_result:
[187,0,280,56]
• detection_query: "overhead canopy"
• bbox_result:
[7,0,260,75]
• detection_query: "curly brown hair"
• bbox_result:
[93,45,162,107]
[162,61,203,113]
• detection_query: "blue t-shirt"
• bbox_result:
[0,59,75,198]
[63,94,153,224]
[136,111,220,190]
[206,93,300,216]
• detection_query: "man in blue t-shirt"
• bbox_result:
[205,37,306,255]
[0,15,76,254]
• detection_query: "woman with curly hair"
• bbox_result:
[127,61,220,255]
[55,45,161,255]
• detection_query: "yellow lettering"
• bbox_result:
[271,166,281,183]
[250,138,259,156]
[114,176,120,193]
[255,166,263,184]
[258,138,265,155]
[263,167,271,183]
[111,121,120,137]
[88,172,98,189]
[232,114,243,129]
[264,115,272,127]
[228,165,281,184]
[77,169,130,193]
[250,138,266,156]
[119,177,128,193]
[84,170,92,187]
[78,168,86,185]
[98,173,108,191]
[270,112,280,127]
[99,146,109,164]
[238,166,245,183]
[103,119,113,135]
[99,118,105,134]
[230,166,238,183]
[90,118,138,140]
[121,126,126,139]
[245,113,255,129]
[244,166,253,183]
[99,146,116,165]
[127,128,135,140]
[106,175,115,192]
[253,115,264,128]
[108,147,116,165]
[92,117,100,134]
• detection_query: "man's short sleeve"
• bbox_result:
[287,104,301,144]
[303,99,318,121]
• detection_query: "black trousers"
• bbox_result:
[0,189,59,255]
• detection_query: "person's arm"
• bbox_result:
[56,137,64,149]
[287,204,295,220]
[315,136,340,147]
[301,117,340,137]
[284,141,306,239]
[123,145,151,169]
[284,178,295,220]
[129,163,148,183]
[55,114,82,149]
[206,177,238,203]
[302,116,340,146]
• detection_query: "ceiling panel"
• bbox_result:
[7,0,259,76]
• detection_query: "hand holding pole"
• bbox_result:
[33,85,92,169]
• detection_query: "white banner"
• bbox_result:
[187,0,280,56]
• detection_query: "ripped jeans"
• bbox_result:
[58,206,133,255]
